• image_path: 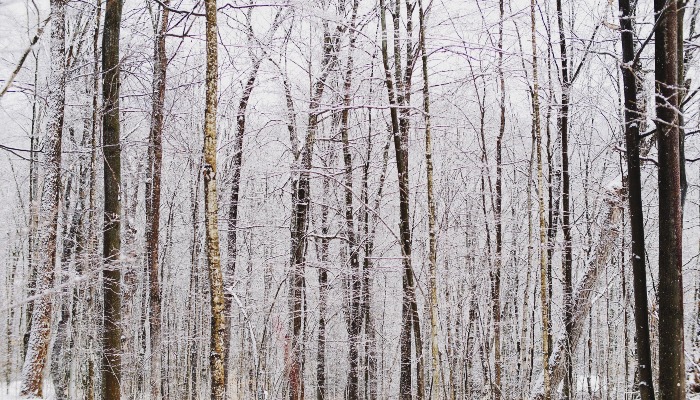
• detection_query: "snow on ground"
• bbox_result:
[0,380,55,399]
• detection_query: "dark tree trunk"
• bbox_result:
[146,3,169,399]
[618,0,655,398]
[655,0,686,398]
[339,3,361,399]
[287,9,343,399]
[555,0,573,397]
[101,0,124,398]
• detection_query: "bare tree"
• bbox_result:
[101,0,124,397]
[618,0,655,397]
[19,0,67,395]
[655,0,686,397]
[202,0,227,397]
[146,2,169,398]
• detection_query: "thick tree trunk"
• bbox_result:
[202,0,227,398]
[101,0,124,398]
[146,3,169,399]
[655,0,686,398]
[100,0,122,400]
[19,0,67,395]
[618,0,655,397]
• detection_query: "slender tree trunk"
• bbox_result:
[52,137,87,400]
[361,129,391,400]
[203,0,227,398]
[316,167,330,400]
[288,10,342,399]
[555,1,573,397]
[678,0,688,207]
[418,1,440,398]
[146,3,169,398]
[618,0,655,397]
[492,0,506,397]
[655,0,686,397]
[338,3,361,399]
[24,52,40,364]
[529,0,550,398]
[380,0,421,397]
[19,0,67,395]
[84,4,101,398]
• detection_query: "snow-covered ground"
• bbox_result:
[0,381,55,400]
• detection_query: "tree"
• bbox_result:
[417,0,440,397]
[619,0,655,397]
[379,0,424,397]
[529,0,550,397]
[19,0,67,395]
[202,0,227,397]
[287,4,344,398]
[146,1,169,398]
[338,2,361,399]
[101,0,124,397]
[655,0,685,397]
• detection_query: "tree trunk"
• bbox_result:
[338,3,361,399]
[555,0,573,397]
[146,2,169,399]
[287,9,342,399]
[618,0,655,397]
[24,51,40,365]
[379,0,421,397]
[529,0,550,398]
[19,0,67,395]
[316,165,330,400]
[655,0,686,397]
[418,0,440,397]
[492,0,506,397]
[202,0,227,398]
[101,0,124,397]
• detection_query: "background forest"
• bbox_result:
[0,0,699,399]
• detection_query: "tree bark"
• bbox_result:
[203,0,227,398]
[19,0,67,395]
[618,0,655,397]
[418,0,440,397]
[287,9,342,399]
[529,0,550,397]
[101,0,124,398]
[555,0,573,397]
[492,0,506,397]
[655,0,686,397]
[338,2,361,399]
[146,2,169,398]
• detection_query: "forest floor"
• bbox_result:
[0,380,55,399]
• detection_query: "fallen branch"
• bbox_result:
[533,184,626,399]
